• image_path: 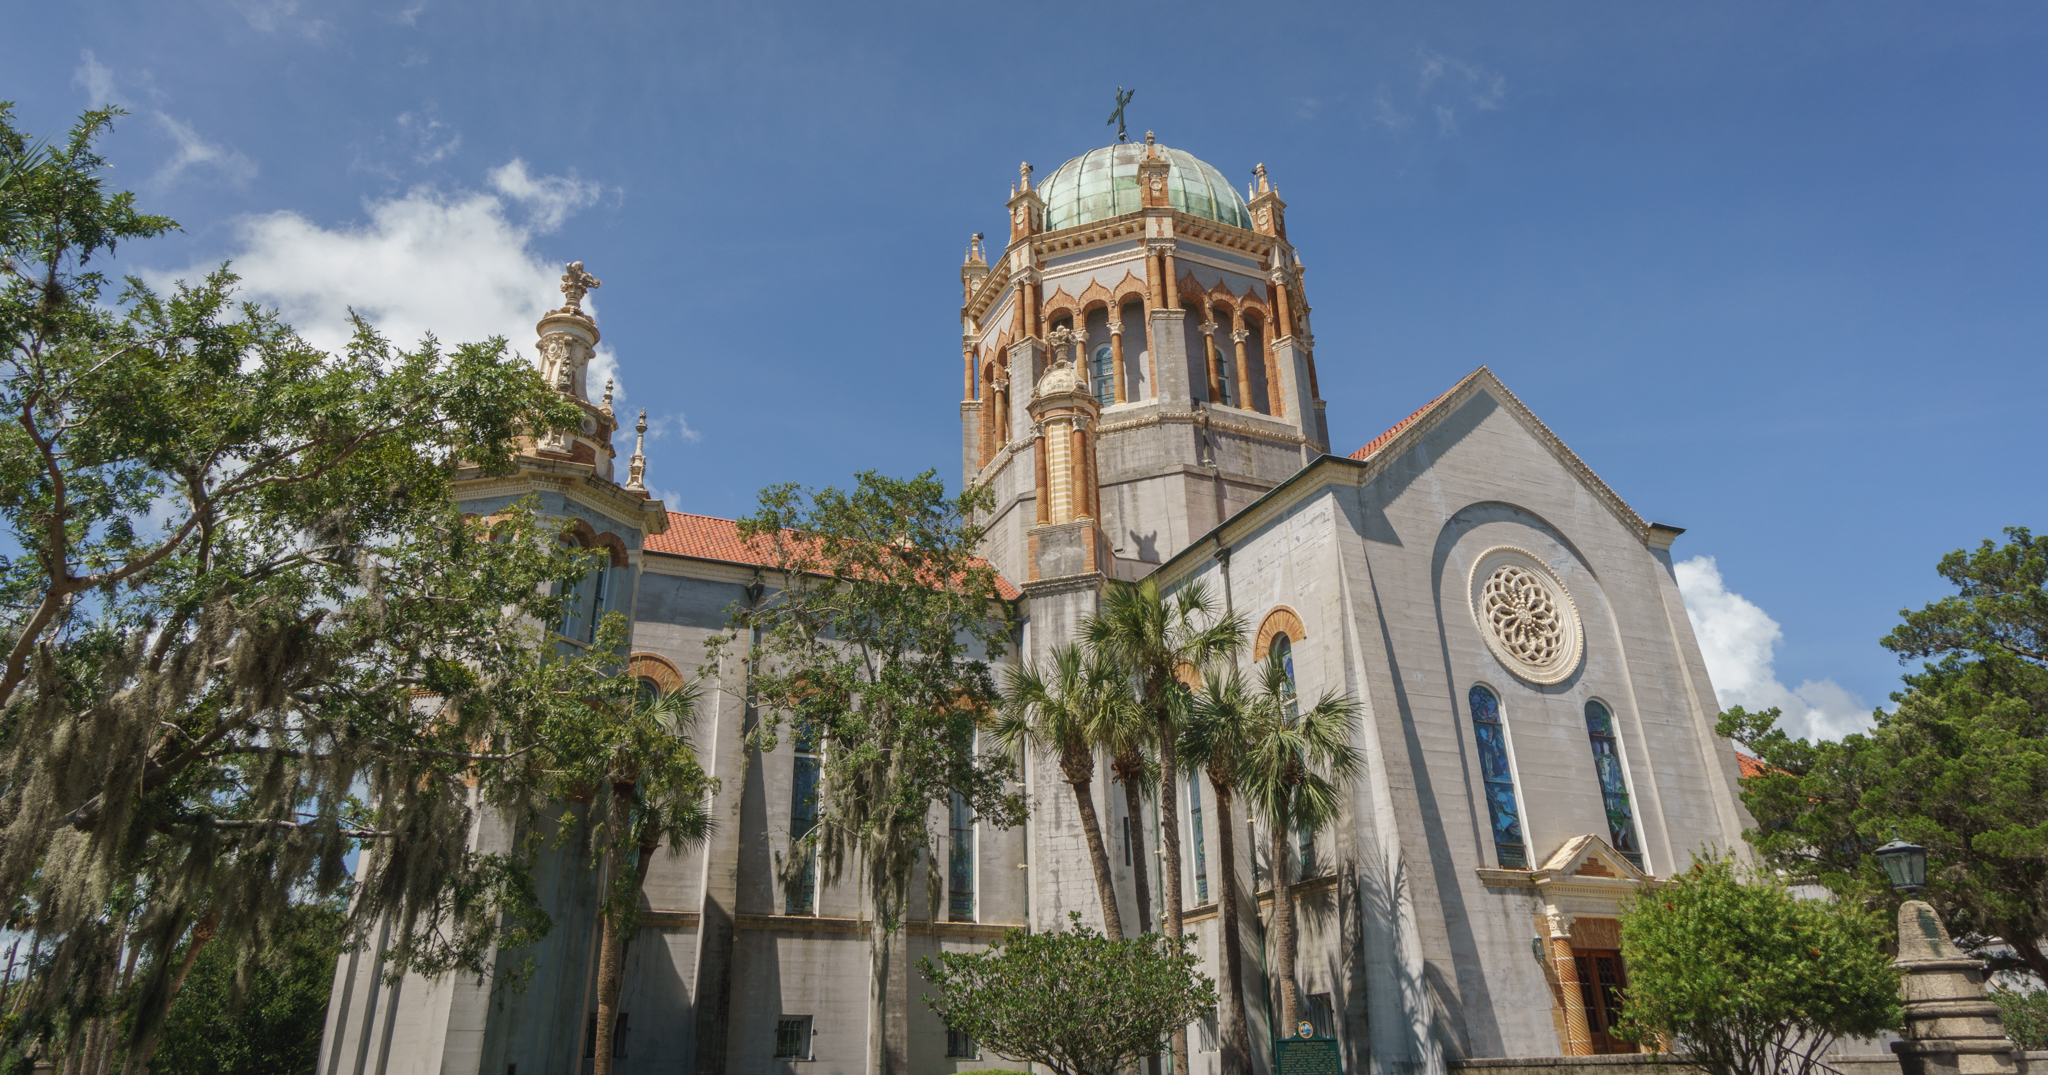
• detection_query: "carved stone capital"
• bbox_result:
[1146,240,1177,255]
[1231,329,1249,344]
[1200,321,1218,335]
[1107,319,1123,335]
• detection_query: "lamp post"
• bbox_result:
[1874,831,1927,894]
[1879,830,2020,1075]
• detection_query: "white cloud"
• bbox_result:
[1370,90,1410,131]
[149,161,623,398]
[153,113,257,188]
[73,51,123,107]
[487,160,603,232]
[1412,46,1506,139]
[1675,556,1873,742]
[231,0,328,38]
[74,52,255,189]
[397,111,461,165]
[645,412,702,443]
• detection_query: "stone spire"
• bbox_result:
[626,409,648,492]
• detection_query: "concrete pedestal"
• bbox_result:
[1891,900,2021,1075]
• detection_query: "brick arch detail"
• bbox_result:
[563,518,631,568]
[628,652,686,695]
[1254,605,1308,661]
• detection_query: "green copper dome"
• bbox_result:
[1038,142,1252,232]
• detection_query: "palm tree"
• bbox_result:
[997,643,1136,939]
[584,680,717,1075]
[1240,650,1361,1040]
[1099,693,1157,934]
[1082,579,1244,1075]
[1181,664,1263,1075]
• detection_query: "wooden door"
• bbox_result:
[1572,949,1635,1054]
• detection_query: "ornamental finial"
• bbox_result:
[602,377,614,415]
[626,408,648,492]
[559,261,602,315]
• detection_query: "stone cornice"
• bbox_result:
[454,462,668,535]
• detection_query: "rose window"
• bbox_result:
[1470,548,1583,684]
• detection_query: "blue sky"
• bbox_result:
[9,1,2045,740]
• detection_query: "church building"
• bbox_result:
[316,133,1754,1075]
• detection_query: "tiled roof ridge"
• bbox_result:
[1348,383,1463,461]
[1343,367,1652,542]
[644,511,1021,600]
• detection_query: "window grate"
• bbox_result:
[775,1015,812,1060]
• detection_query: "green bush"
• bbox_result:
[1617,854,1902,1075]
[1994,989,2048,1050]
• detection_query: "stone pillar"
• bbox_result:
[1891,900,2020,1075]
[1232,327,1254,413]
[1272,334,1313,438]
[1150,306,1191,408]
[1032,421,1049,525]
[1200,317,1222,404]
[1546,913,1594,1057]
[1161,249,1181,314]
[1108,319,1126,404]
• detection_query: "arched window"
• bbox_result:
[1271,634,1312,872]
[1091,343,1114,407]
[1584,701,1642,868]
[554,537,608,645]
[1468,685,1527,868]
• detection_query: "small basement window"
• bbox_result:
[775,1016,813,1060]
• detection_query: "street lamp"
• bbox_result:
[1873,829,1927,893]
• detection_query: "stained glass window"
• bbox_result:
[787,727,820,914]
[948,790,976,920]
[1469,685,1526,868]
[1189,772,1210,903]
[1584,701,1642,868]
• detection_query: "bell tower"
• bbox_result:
[957,133,1330,639]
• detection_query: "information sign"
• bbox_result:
[1275,1037,1342,1075]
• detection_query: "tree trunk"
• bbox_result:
[866,869,908,1075]
[1212,777,1251,1075]
[1122,773,1153,934]
[1066,755,1124,941]
[591,783,647,1075]
[124,910,219,1075]
[1271,813,1300,1038]
[1157,705,1189,1075]
[2008,926,2048,986]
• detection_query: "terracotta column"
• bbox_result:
[1232,326,1254,413]
[962,346,976,401]
[1272,275,1295,338]
[1033,421,1049,525]
[1145,249,1163,310]
[1547,913,1594,1056]
[1070,418,1088,520]
[1262,330,1284,418]
[1161,248,1180,313]
[1109,317,1127,404]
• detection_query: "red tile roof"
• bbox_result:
[1348,387,1457,461]
[1735,752,1776,780]
[645,512,1021,600]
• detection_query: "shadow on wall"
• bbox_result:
[1357,840,1447,1075]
